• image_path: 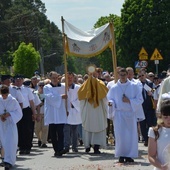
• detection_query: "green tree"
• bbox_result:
[0,0,63,74]
[0,0,12,62]
[0,0,46,53]
[13,42,40,77]
[0,0,12,20]
[120,0,170,72]
[65,56,99,75]
[42,22,63,73]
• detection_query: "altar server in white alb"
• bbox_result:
[107,68,144,163]
[0,85,22,168]
[62,72,81,154]
[44,71,67,157]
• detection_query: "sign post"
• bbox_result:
[150,48,163,75]
[138,47,148,72]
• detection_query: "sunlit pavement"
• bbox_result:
[3,138,154,170]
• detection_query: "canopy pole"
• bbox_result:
[110,23,118,82]
[61,16,69,116]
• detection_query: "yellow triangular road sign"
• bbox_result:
[150,48,163,60]
[138,47,148,60]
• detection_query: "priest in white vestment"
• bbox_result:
[107,68,143,163]
[78,74,108,154]
[0,85,22,168]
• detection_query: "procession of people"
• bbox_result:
[0,65,170,170]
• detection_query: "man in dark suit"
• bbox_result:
[138,69,157,146]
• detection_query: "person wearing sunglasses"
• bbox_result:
[147,72,155,83]
[138,69,157,147]
[34,81,49,148]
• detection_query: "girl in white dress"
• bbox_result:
[148,99,170,170]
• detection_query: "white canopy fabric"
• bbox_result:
[63,20,113,57]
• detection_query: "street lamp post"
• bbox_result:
[39,47,56,77]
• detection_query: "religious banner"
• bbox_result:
[63,20,113,57]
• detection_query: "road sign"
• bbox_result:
[139,60,148,68]
[154,60,159,64]
[150,48,163,60]
[135,61,141,68]
[138,47,148,60]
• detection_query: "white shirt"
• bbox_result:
[20,85,34,108]
[9,85,24,104]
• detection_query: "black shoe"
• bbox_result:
[60,148,69,154]
[93,144,100,154]
[40,144,48,148]
[118,157,125,163]
[94,150,101,154]
[38,140,42,147]
[125,157,134,163]
[0,161,4,167]
[85,147,91,153]
[25,150,30,154]
[79,139,83,146]
[54,152,62,157]
[144,141,148,147]
[4,162,12,168]
[19,150,26,155]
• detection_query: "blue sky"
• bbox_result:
[41,0,125,31]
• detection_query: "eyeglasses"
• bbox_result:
[119,74,127,77]
[138,75,145,78]
[39,85,44,87]
[149,75,154,77]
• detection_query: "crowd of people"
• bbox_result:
[0,66,169,170]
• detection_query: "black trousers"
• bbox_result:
[17,107,34,150]
[49,124,64,153]
[140,110,157,142]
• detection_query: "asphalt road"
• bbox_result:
[1,138,154,170]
